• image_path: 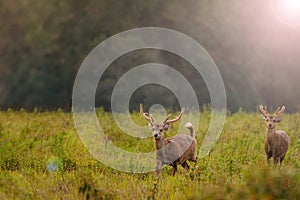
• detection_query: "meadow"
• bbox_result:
[0,108,299,199]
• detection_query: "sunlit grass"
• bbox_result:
[0,109,299,199]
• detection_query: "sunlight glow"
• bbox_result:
[283,0,300,13]
[272,0,300,26]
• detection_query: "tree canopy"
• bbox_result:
[1,0,300,112]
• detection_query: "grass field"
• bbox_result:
[0,108,299,199]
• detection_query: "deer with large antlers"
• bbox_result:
[140,104,197,177]
[259,105,290,166]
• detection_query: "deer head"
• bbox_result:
[140,104,184,140]
[259,105,285,129]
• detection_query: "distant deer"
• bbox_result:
[259,105,290,166]
[140,104,197,177]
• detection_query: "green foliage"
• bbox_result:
[0,110,299,199]
[1,1,300,111]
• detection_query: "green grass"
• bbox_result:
[0,108,299,199]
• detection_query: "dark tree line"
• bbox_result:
[1,0,300,112]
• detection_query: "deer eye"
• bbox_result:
[160,129,163,132]
[273,120,276,122]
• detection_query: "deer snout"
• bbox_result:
[268,123,275,128]
[154,133,158,138]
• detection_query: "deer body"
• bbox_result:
[140,104,197,176]
[259,105,290,166]
[265,129,289,164]
[156,131,197,176]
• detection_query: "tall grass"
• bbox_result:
[0,109,299,199]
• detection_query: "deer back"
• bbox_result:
[266,130,289,158]
[163,134,197,164]
[275,130,290,148]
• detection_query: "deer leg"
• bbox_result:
[191,157,198,168]
[279,160,282,168]
[156,161,163,178]
[279,156,285,168]
[194,156,198,162]
[181,161,190,172]
[172,162,178,176]
[273,156,279,166]
[266,152,272,165]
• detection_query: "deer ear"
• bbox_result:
[261,115,267,121]
[163,124,169,131]
[275,116,282,123]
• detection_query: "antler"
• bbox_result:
[274,106,285,116]
[140,104,151,121]
[163,107,185,124]
[259,105,269,117]
[264,106,269,114]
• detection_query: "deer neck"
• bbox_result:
[155,137,167,150]
[266,127,276,142]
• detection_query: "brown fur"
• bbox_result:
[259,105,290,166]
[140,104,197,177]
[156,130,197,176]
